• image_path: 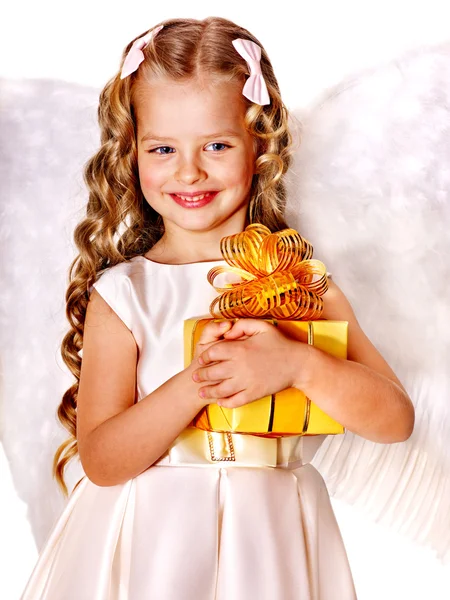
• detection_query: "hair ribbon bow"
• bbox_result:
[232,39,270,106]
[120,25,164,79]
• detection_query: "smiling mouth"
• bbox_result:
[171,192,217,202]
[169,191,219,209]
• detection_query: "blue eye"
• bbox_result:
[150,146,175,155]
[206,142,229,151]
[148,142,230,154]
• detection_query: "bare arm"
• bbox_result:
[76,289,212,487]
[192,279,415,444]
[81,368,205,487]
[292,280,415,443]
[292,342,414,443]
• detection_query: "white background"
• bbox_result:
[2,1,450,598]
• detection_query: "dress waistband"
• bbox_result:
[154,427,305,468]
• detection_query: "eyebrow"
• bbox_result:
[140,130,242,143]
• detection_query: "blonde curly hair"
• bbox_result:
[54,16,295,496]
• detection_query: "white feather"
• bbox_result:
[1,42,449,566]
[0,77,97,547]
[285,42,450,563]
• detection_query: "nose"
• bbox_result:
[175,152,207,185]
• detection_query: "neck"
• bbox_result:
[150,213,247,264]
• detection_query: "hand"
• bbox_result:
[187,320,234,409]
[191,319,311,408]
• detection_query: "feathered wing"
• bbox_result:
[284,43,450,563]
[2,44,450,561]
[0,78,99,548]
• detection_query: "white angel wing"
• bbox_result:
[0,77,99,547]
[2,43,450,569]
[285,42,450,563]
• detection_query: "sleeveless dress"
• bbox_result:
[20,255,357,600]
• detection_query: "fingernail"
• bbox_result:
[220,321,230,329]
[198,356,204,365]
[199,389,206,398]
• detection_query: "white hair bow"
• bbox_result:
[232,38,271,105]
[120,25,164,79]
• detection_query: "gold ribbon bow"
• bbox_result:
[208,224,329,320]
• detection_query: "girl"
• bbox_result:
[20,16,414,600]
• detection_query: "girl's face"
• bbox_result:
[135,76,257,250]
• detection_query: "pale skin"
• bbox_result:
[76,74,415,487]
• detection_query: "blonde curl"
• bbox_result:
[54,16,296,496]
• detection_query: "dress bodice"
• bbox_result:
[91,255,328,465]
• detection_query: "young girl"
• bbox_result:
[20,16,414,600]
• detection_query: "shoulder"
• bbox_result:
[92,257,144,284]
[89,258,145,332]
[90,257,147,295]
[321,278,357,323]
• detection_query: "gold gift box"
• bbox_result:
[184,317,346,437]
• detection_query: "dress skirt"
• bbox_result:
[20,428,357,600]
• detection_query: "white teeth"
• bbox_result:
[176,193,207,202]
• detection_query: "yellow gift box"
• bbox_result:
[184,223,346,438]
[184,317,347,437]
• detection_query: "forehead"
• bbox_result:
[134,77,249,140]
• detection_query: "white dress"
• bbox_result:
[20,255,357,600]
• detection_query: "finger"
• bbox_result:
[199,380,243,401]
[217,390,251,409]
[222,318,272,340]
[196,320,232,346]
[198,340,234,365]
[192,363,229,383]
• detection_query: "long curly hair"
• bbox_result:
[53,16,296,496]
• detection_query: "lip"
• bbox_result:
[169,191,218,209]
[170,191,219,197]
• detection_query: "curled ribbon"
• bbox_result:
[208,224,329,320]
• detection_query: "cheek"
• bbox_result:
[226,155,255,188]
[138,161,164,192]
